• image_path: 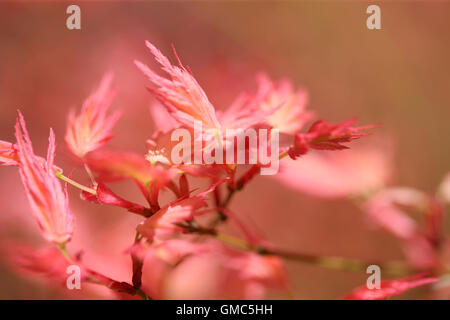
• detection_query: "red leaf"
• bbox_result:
[344,273,437,300]
[288,119,376,159]
[81,183,152,217]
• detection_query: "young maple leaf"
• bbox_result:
[288,118,376,159]
[364,187,443,271]
[15,111,74,244]
[257,73,313,135]
[65,73,121,158]
[135,41,220,131]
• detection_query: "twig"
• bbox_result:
[185,225,412,276]
[55,171,96,195]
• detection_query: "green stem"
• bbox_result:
[58,242,74,264]
[56,171,96,195]
[136,289,151,300]
[216,232,252,251]
[279,151,289,160]
[83,162,97,187]
[192,226,411,276]
[262,247,411,276]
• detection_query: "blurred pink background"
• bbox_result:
[0,1,449,299]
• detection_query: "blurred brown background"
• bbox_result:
[0,1,449,299]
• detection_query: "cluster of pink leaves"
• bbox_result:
[1,40,447,299]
